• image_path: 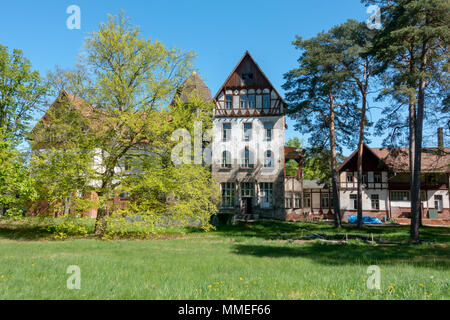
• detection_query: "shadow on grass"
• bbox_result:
[213,221,450,244]
[0,222,53,240]
[232,242,450,269]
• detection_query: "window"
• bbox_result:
[304,193,311,208]
[260,183,273,208]
[285,193,292,209]
[294,193,302,208]
[434,195,443,211]
[221,183,235,207]
[243,123,252,141]
[421,190,426,201]
[391,191,410,201]
[264,150,273,168]
[223,123,231,141]
[124,156,132,171]
[350,194,358,210]
[374,172,382,183]
[371,194,379,210]
[240,95,247,109]
[242,73,253,80]
[221,151,231,168]
[347,172,354,183]
[248,95,255,109]
[120,192,130,199]
[264,122,273,141]
[241,147,254,168]
[225,96,232,109]
[262,94,270,108]
[241,183,255,197]
[321,193,330,208]
[64,197,71,215]
[362,173,368,184]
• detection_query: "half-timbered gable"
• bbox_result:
[213,51,285,118]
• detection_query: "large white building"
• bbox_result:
[211,51,302,222]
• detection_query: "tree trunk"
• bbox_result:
[329,94,341,228]
[94,207,108,237]
[356,90,367,228]
[411,77,426,242]
[409,99,419,241]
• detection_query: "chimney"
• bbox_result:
[437,127,444,148]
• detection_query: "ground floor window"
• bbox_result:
[321,193,329,208]
[259,183,273,208]
[285,192,292,209]
[391,191,410,201]
[371,194,379,210]
[294,193,302,209]
[350,194,358,210]
[304,193,311,208]
[221,183,235,207]
[434,195,443,211]
[240,183,255,197]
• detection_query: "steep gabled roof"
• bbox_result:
[213,51,286,105]
[171,72,212,105]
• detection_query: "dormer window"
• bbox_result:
[242,73,253,80]
[240,95,247,109]
[225,96,232,109]
[248,95,255,109]
[262,94,270,108]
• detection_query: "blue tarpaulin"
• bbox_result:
[348,216,382,224]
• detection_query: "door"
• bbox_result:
[242,198,253,215]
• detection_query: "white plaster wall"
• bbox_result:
[340,189,388,211]
[212,116,285,173]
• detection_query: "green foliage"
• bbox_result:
[30,95,98,217]
[0,43,47,143]
[45,218,89,240]
[283,30,361,153]
[35,13,217,235]
[362,0,450,146]
[0,129,36,216]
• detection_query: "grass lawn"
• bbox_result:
[0,218,449,299]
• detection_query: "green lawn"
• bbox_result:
[0,218,449,299]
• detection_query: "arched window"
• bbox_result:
[222,150,232,168]
[241,147,254,168]
[264,150,273,167]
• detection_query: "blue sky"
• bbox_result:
[1,0,384,155]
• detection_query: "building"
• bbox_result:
[337,140,450,225]
[211,51,302,222]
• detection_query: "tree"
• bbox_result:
[0,129,36,216]
[283,32,360,228]
[35,13,218,237]
[327,20,378,228]
[0,44,47,143]
[30,92,97,218]
[362,0,449,240]
[285,137,337,181]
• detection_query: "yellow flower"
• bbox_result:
[82,294,86,297]
[31,264,35,267]
[240,277,243,281]
[208,284,212,288]
[419,283,424,287]
[1,275,4,279]
[274,282,278,285]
